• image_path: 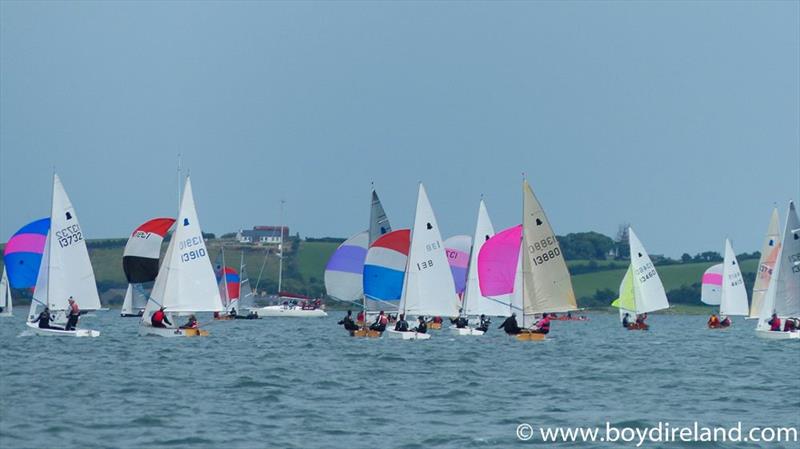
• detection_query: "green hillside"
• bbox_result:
[0,238,759,309]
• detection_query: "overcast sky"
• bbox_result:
[1,1,798,257]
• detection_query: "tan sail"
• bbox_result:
[521,180,577,323]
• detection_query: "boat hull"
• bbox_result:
[138,326,210,337]
[515,332,546,341]
[352,328,382,338]
[755,329,800,340]
[448,327,484,336]
[252,306,327,317]
[626,323,649,331]
[25,321,100,337]
[385,329,431,340]
[427,322,442,330]
[120,312,144,318]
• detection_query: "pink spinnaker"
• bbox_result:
[478,224,522,297]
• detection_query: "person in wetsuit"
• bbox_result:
[412,316,427,334]
[338,310,359,331]
[395,314,410,332]
[622,313,631,328]
[151,307,172,328]
[449,308,469,329]
[31,307,63,330]
[498,313,521,335]
[476,314,491,333]
[180,315,198,329]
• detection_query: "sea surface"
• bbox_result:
[0,311,797,449]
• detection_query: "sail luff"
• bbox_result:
[750,208,781,318]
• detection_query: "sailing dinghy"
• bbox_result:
[478,181,577,341]
[611,227,669,330]
[121,218,175,317]
[387,183,459,340]
[755,201,800,340]
[701,239,749,328]
[4,217,51,318]
[25,174,101,337]
[449,199,498,336]
[138,177,223,337]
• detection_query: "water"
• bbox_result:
[0,312,797,449]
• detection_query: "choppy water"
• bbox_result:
[0,311,797,449]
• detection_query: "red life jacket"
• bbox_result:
[379,315,388,325]
[770,317,781,331]
[152,310,165,325]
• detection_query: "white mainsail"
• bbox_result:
[143,177,223,318]
[0,267,12,316]
[31,174,101,313]
[120,284,148,316]
[750,208,781,318]
[719,239,749,317]
[628,227,669,314]
[520,180,577,326]
[463,199,509,316]
[399,184,459,318]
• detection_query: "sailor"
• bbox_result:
[65,297,80,331]
[412,316,427,334]
[394,313,410,332]
[498,313,521,335]
[768,313,781,331]
[622,313,631,328]
[476,314,491,333]
[338,310,359,331]
[450,308,469,329]
[531,313,551,334]
[180,314,198,329]
[707,314,720,328]
[31,307,62,330]
[719,316,731,327]
[151,307,172,328]
[369,311,388,332]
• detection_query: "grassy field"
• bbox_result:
[571,259,758,300]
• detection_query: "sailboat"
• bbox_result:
[701,239,749,328]
[755,201,800,340]
[25,174,102,337]
[359,229,410,334]
[121,218,175,317]
[0,267,12,317]
[611,227,670,330]
[749,208,781,319]
[387,183,459,340]
[138,177,224,337]
[449,199,498,336]
[235,251,258,318]
[479,181,577,340]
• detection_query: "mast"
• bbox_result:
[520,174,525,328]
[46,171,55,310]
[221,244,229,306]
[277,199,285,295]
[176,154,182,214]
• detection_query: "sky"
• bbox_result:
[1,1,798,257]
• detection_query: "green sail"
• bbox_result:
[611,265,635,311]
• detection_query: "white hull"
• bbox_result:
[120,311,144,317]
[25,321,100,337]
[755,329,800,340]
[448,326,484,336]
[251,306,327,317]
[385,329,431,340]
